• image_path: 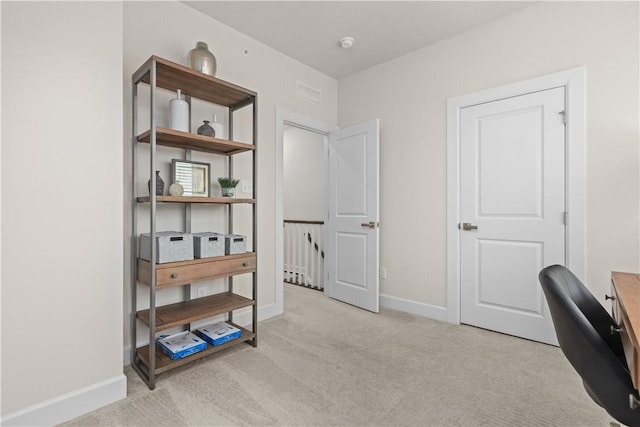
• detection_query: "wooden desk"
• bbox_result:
[611,272,640,390]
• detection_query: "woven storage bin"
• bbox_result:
[193,232,225,258]
[139,231,194,263]
[225,234,247,255]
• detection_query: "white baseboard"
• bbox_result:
[380,293,448,322]
[123,302,280,366]
[221,301,280,330]
[1,374,126,427]
[258,301,282,321]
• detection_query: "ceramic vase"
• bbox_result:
[169,89,189,132]
[148,171,165,196]
[221,187,235,197]
[197,120,215,137]
[187,41,216,76]
[211,114,224,139]
[169,181,184,196]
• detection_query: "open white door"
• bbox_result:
[326,119,380,312]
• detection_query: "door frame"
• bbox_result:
[446,67,586,325]
[275,108,338,315]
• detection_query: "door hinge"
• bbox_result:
[563,212,568,225]
[559,110,567,125]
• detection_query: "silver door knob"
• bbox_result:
[361,221,377,229]
[460,223,478,231]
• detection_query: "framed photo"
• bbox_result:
[171,159,210,197]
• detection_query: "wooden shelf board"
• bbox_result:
[134,56,256,107]
[137,195,255,204]
[137,292,254,331]
[136,324,255,374]
[137,127,254,155]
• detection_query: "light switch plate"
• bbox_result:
[241,180,252,194]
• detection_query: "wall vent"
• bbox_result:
[296,81,321,105]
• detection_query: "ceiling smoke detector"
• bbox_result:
[339,37,355,49]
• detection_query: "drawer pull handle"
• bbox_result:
[605,294,615,301]
[242,262,248,267]
[611,325,624,335]
[171,273,178,279]
[631,394,640,410]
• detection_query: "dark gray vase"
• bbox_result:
[197,120,215,137]
[147,171,165,196]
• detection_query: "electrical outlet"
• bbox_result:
[380,267,387,280]
[197,287,206,298]
[241,180,252,194]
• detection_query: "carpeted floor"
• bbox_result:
[65,284,613,426]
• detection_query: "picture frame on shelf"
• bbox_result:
[171,159,210,197]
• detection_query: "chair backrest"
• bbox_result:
[539,265,639,427]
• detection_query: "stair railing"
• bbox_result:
[283,220,324,290]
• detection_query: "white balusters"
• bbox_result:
[283,221,324,290]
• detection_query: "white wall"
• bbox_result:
[1,1,126,423]
[283,127,327,221]
[339,2,639,308]
[123,1,337,353]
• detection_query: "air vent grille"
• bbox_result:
[296,81,321,105]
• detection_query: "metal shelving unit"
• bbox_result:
[131,55,257,389]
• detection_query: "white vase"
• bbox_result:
[169,89,189,132]
[211,114,225,139]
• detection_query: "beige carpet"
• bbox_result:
[65,284,613,426]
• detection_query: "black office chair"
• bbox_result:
[539,265,640,427]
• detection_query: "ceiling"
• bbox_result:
[183,1,535,79]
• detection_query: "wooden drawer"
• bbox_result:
[611,281,620,323]
[611,272,640,390]
[137,252,256,288]
[619,316,640,389]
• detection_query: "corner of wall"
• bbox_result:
[380,294,448,322]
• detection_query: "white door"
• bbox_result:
[327,119,380,312]
[460,87,565,345]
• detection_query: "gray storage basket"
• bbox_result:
[139,231,194,263]
[193,232,225,258]
[225,234,247,255]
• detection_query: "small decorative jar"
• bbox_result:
[148,171,165,196]
[169,181,184,196]
[197,120,215,137]
[187,41,216,76]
